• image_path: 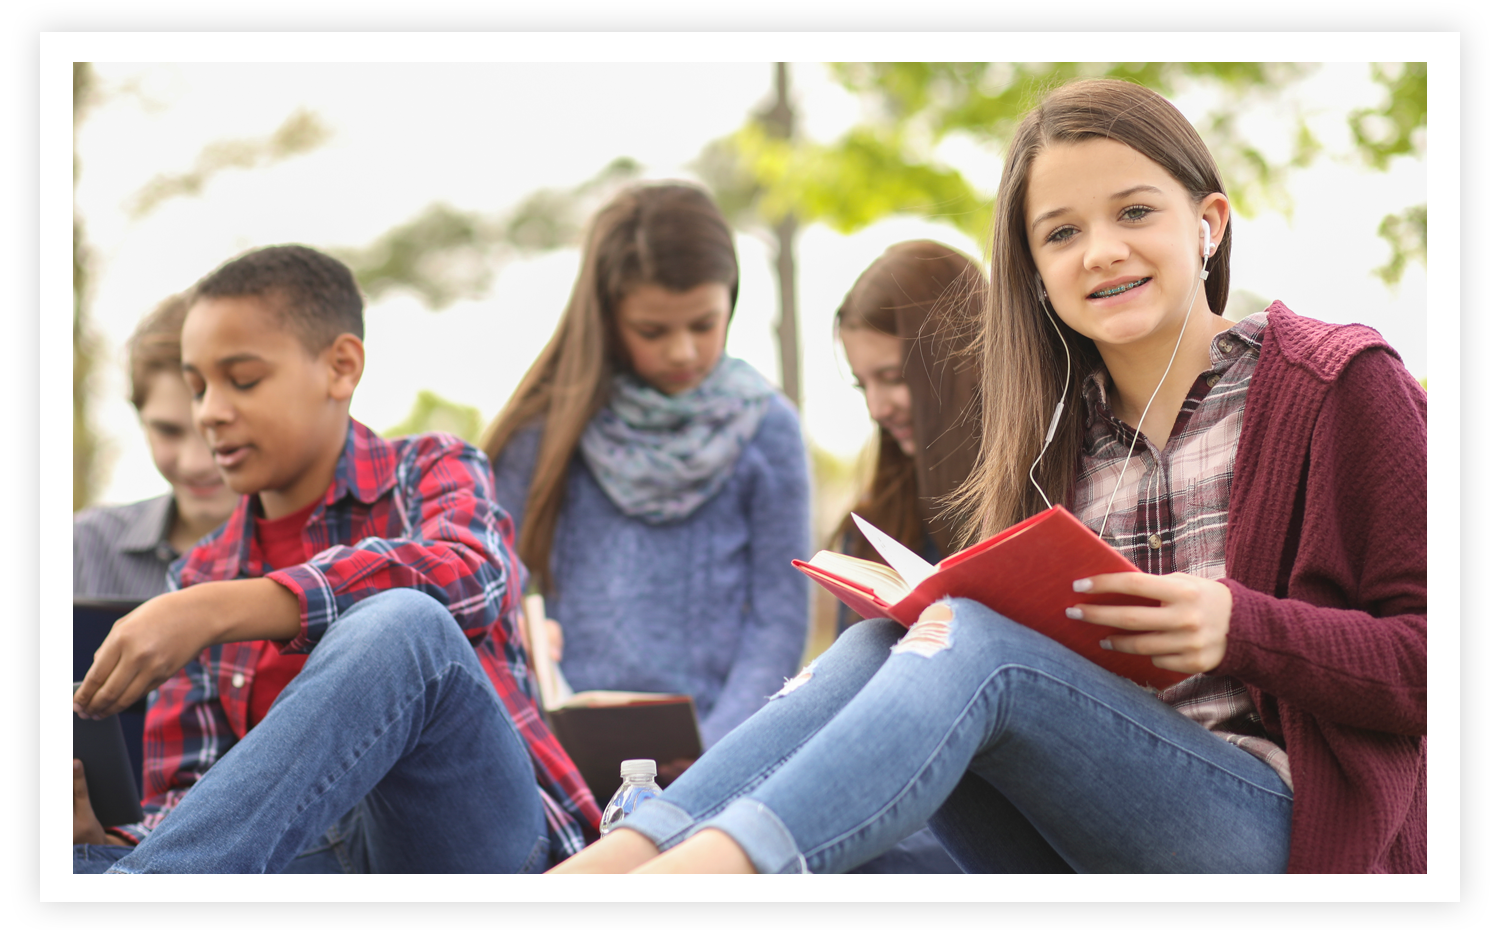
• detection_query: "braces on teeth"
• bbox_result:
[1092,278,1146,298]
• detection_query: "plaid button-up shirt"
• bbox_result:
[1072,311,1291,789]
[114,420,601,857]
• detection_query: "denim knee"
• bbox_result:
[839,616,905,650]
[324,589,465,650]
[301,589,479,695]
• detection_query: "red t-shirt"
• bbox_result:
[247,498,320,728]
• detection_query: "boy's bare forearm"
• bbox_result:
[195,578,303,644]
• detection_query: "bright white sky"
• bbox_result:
[41,32,1458,906]
[75,60,1427,506]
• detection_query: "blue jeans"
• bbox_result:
[620,599,1293,873]
[74,588,551,874]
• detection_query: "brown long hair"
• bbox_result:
[834,240,986,560]
[482,182,739,592]
[953,79,1233,544]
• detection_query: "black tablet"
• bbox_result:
[72,684,144,829]
[73,598,143,683]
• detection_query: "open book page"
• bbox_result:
[807,550,912,605]
[851,513,938,587]
[560,691,691,708]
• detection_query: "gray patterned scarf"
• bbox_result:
[579,356,775,524]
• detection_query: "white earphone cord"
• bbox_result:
[1030,229,1212,540]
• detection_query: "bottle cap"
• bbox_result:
[619,759,657,777]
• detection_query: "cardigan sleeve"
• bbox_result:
[1215,347,1426,736]
[1488,558,1500,735]
[696,397,812,746]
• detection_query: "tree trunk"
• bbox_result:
[74,63,99,511]
[773,212,800,409]
[763,62,800,408]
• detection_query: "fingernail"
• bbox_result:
[72,703,84,717]
[1099,639,1113,651]
[1073,579,1093,592]
[1065,607,1083,620]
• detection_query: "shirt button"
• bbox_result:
[231,673,246,688]
[1148,533,1162,550]
[1217,338,1234,353]
[1206,374,1221,388]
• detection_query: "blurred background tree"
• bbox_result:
[381,390,485,445]
[71,64,331,508]
[322,62,1428,414]
[332,156,644,311]
[699,61,1425,389]
[328,157,648,445]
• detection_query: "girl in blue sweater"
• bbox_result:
[483,183,810,752]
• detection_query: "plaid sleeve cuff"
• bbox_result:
[105,823,146,845]
[264,564,337,653]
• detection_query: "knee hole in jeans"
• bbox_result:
[891,602,954,658]
[769,659,817,700]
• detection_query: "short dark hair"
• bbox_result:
[190,244,364,352]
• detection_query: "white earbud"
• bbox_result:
[1200,218,1213,259]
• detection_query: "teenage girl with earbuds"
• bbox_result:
[548,78,1426,874]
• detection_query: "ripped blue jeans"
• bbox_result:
[619,598,1293,873]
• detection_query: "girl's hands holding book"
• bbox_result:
[1067,573,1232,675]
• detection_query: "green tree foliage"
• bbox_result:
[1349,63,1427,286]
[127,109,331,218]
[335,157,643,310]
[72,73,333,508]
[381,390,485,446]
[1376,204,1427,286]
[74,63,103,511]
[702,61,1425,289]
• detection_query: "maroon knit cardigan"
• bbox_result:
[1217,302,1426,873]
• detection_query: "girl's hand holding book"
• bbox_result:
[1066,572,1232,676]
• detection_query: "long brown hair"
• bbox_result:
[834,240,986,560]
[953,79,1233,544]
[482,182,739,592]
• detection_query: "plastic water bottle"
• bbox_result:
[599,759,662,836]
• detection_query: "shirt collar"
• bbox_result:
[187,419,394,580]
[1081,310,1269,431]
[116,493,176,555]
[328,418,399,507]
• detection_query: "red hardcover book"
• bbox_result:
[793,505,1190,691]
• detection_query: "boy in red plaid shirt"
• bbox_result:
[72,245,600,873]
